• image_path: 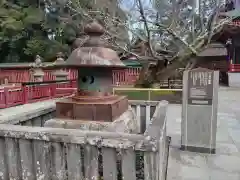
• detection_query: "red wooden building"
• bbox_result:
[215,8,240,87]
[193,43,229,85]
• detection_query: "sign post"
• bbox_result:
[181,68,219,154]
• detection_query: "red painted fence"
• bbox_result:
[112,68,141,86]
[0,68,141,85]
[0,67,141,109]
[0,69,78,82]
[229,64,240,72]
[0,81,77,109]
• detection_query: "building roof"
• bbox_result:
[66,47,125,68]
[122,59,142,67]
[197,43,227,57]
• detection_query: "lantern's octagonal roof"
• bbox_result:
[64,21,126,69]
[65,47,126,68]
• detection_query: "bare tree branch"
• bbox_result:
[137,0,156,58]
[55,0,231,84]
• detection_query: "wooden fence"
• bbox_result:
[0,100,169,180]
[112,68,141,86]
[0,67,184,88]
[0,81,77,109]
[0,69,78,83]
[0,67,141,85]
[0,78,182,109]
[158,80,183,89]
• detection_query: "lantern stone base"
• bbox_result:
[44,106,139,133]
[55,96,128,122]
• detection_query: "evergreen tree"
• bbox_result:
[0,0,80,63]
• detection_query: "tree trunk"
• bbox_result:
[135,62,152,88]
[135,60,168,87]
[135,32,219,87]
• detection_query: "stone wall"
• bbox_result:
[0,98,178,131]
[0,100,56,126]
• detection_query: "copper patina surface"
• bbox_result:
[56,21,128,122]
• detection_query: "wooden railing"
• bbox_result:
[229,64,240,72]
[159,80,183,89]
[112,68,141,86]
[0,100,169,180]
[0,81,77,109]
[0,69,78,83]
[0,66,184,87]
[0,67,141,85]
[0,79,182,109]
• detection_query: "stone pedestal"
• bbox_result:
[44,106,138,133]
[56,96,128,122]
[228,72,240,88]
[181,68,219,154]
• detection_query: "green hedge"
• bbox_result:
[113,88,182,101]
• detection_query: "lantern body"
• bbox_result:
[78,67,112,93]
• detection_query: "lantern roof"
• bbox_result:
[65,21,126,69]
[65,47,125,68]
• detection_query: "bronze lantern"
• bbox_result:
[55,21,128,122]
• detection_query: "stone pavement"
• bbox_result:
[166,87,240,180]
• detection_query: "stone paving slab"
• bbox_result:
[207,154,240,173]
[167,87,240,180]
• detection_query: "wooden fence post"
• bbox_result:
[144,100,168,180]
[22,85,28,104]
[50,83,56,98]
[70,80,73,88]
[3,87,9,108]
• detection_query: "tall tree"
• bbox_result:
[0,0,80,63]
[0,0,128,63]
